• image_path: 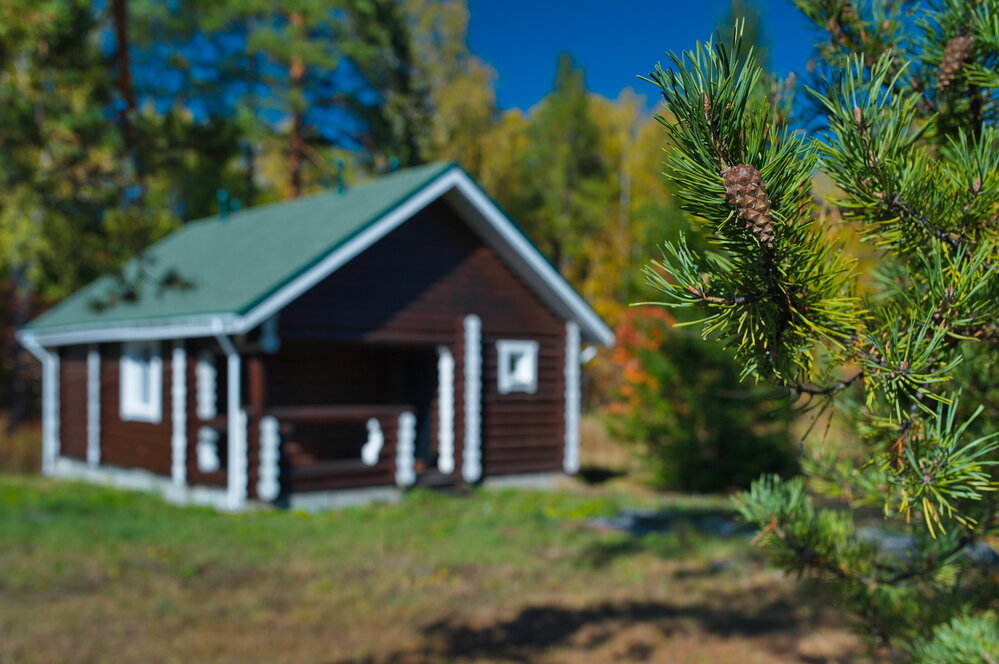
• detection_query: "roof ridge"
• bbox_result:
[189,160,457,227]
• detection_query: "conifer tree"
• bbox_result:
[515,54,610,274]
[0,0,176,427]
[642,2,998,658]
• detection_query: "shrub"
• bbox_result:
[606,306,795,491]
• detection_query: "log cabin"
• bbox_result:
[17,162,613,510]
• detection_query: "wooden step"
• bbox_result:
[413,469,459,489]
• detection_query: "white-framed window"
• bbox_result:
[496,339,539,394]
[120,341,163,423]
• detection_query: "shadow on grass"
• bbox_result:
[576,464,628,485]
[575,504,756,569]
[328,594,850,664]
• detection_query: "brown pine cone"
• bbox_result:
[723,163,775,250]
[937,35,974,92]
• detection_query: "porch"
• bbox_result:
[235,337,468,504]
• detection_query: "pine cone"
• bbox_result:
[937,35,974,92]
[723,163,775,250]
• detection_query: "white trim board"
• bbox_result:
[217,333,247,511]
[86,345,101,467]
[42,351,60,476]
[52,457,230,510]
[17,314,241,348]
[563,322,581,475]
[287,486,401,511]
[462,315,482,484]
[170,341,187,486]
[18,168,613,349]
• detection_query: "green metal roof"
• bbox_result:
[26,161,456,333]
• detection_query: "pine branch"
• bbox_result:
[872,533,974,586]
[888,194,967,251]
[792,370,864,396]
[696,290,768,306]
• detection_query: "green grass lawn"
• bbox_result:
[0,475,865,663]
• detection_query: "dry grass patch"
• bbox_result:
[0,474,867,663]
[0,415,40,473]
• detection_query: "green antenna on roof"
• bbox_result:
[335,159,346,194]
[216,189,230,220]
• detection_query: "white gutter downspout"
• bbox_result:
[215,324,246,511]
[19,333,59,476]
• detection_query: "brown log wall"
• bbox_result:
[277,198,566,482]
[58,345,89,461]
[99,343,173,475]
[55,339,235,491]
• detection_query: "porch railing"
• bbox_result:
[255,404,416,497]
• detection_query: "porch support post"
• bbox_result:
[395,412,416,487]
[170,340,187,485]
[436,345,455,474]
[257,416,280,501]
[461,314,482,483]
[216,331,246,510]
[87,344,101,467]
[564,321,581,474]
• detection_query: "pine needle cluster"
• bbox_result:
[642,4,998,658]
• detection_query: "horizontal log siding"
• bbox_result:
[99,343,173,476]
[279,199,565,480]
[480,329,564,476]
[264,343,394,407]
[246,412,260,500]
[58,345,89,461]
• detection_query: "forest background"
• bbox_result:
[0,0,800,488]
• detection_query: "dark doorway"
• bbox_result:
[402,348,438,473]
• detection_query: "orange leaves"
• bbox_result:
[606,307,676,412]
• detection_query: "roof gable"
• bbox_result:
[21,162,613,347]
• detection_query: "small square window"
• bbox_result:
[496,340,539,394]
[120,341,162,423]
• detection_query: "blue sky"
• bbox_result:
[467,0,817,111]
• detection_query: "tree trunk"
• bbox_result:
[6,266,33,434]
[618,125,633,301]
[113,0,136,139]
[244,30,259,206]
[289,108,303,199]
[287,12,305,199]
